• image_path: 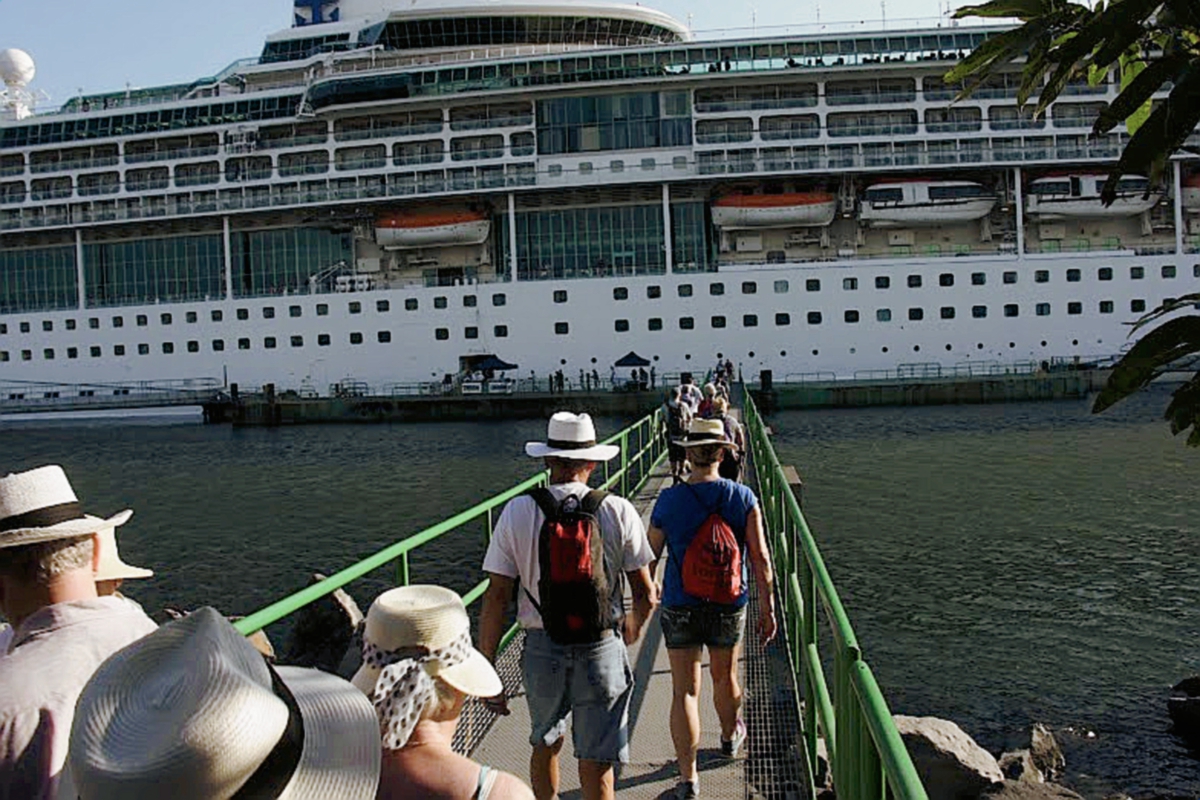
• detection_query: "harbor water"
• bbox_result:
[2,388,1198,794]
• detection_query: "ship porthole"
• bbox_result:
[653,355,659,361]
[882,346,888,353]
[976,343,983,349]
[811,349,819,356]
[560,359,567,365]
[685,354,691,360]
[849,348,856,354]
[913,345,920,352]
[780,350,787,357]
[1072,339,1078,346]
[717,352,724,359]
[945,344,952,351]
[590,357,597,363]
[1041,340,1047,347]
[1008,342,1015,348]
[748,351,755,358]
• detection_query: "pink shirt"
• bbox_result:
[0,596,157,800]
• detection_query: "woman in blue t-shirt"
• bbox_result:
[647,418,776,800]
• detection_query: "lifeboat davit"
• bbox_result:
[1182,173,1200,214]
[858,180,997,228]
[1025,173,1161,220]
[375,209,491,249]
[711,192,837,229]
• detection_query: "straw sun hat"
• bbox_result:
[68,607,380,800]
[0,465,132,549]
[352,585,502,750]
[674,418,739,451]
[524,411,620,462]
[94,525,153,582]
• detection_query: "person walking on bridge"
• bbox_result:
[479,412,657,800]
[647,419,776,799]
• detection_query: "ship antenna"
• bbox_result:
[880,0,887,29]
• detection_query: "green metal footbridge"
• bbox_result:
[235,392,928,799]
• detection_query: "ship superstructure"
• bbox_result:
[0,0,1197,391]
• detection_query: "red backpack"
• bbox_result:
[676,483,742,604]
[522,488,616,644]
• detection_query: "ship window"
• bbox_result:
[492,293,506,306]
[212,310,223,322]
[464,327,478,340]
[405,299,418,311]
[712,316,727,329]
[212,340,224,352]
[43,348,54,360]
[775,312,791,326]
[554,322,569,335]
[613,287,629,300]
[876,308,892,322]
[553,290,568,303]
[237,308,249,320]
[742,281,757,295]
[68,347,79,359]
[350,332,363,345]
[290,305,302,318]
[1004,304,1019,317]
[137,344,149,355]
[875,276,890,289]
[42,320,53,332]
[0,351,8,362]
[1066,269,1081,282]
[645,285,662,299]
[865,187,903,204]
[806,279,821,292]
[21,349,31,361]
[844,310,860,323]
[89,317,100,329]
[709,283,724,296]
[349,301,362,314]
[262,307,275,319]
[0,324,5,334]
[1162,265,1177,278]
[1067,302,1082,315]
[773,280,788,294]
[939,273,954,287]
[463,295,477,308]
[65,320,76,331]
[579,163,593,175]
[238,338,250,350]
[18,321,29,333]
[807,312,822,325]
[615,319,630,332]
[678,284,693,298]
[264,337,276,349]
[941,306,955,319]
[1098,267,1113,281]
[290,336,303,348]
[1036,303,1050,316]
[435,328,449,340]
[972,305,987,318]
[317,304,329,316]
[610,161,624,173]
[1035,270,1049,283]
[162,342,174,354]
[434,297,447,309]
[907,275,922,288]
[186,312,198,324]
[743,314,758,328]
[1131,299,1146,312]
[648,318,663,331]
[548,165,563,177]
[494,325,508,337]
[1195,264,1200,277]
[1130,266,1144,279]
[186,340,199,353]
[843,277,858,291]
[679,317,695,330]
[318,334,331,346]
[1099,300,1114,314]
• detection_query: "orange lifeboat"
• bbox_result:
[711,192,837,229]
[375,209,491,249]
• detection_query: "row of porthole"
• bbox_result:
[0,331,401,362]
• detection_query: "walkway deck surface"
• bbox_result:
[456,457,807,799]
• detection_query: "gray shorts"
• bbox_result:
[661,605,747,650]
[521,628,634,764]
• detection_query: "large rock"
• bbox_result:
[997,749,1043,783]
[1168,676,1200,739]
[894,715,1004,800]
[279,573,364,673]
[982,780,1084,800]
[1029,724,1065,780]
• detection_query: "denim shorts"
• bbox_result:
[661,605,747,649]
[521,628,634,764]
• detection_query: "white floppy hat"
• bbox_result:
[674,418,739,451]
[525,411,620,461]
[93,525,153,582]
[0,465,131,550]
[351,585,501,700]
[68,607,380,800]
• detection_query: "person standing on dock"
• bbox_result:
[0,466,158,799]
[479,412,657,800]
[647,419,776,800]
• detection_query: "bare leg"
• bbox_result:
[531,739,564,800]
[668,646,704,783]
[578,759,615,800]
[709,643,743,740]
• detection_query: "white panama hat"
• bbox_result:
[0,465,131,550]
[93,525,153,582]
[524,411,620,461]
[68,607,380,800]
[673,418,739,452]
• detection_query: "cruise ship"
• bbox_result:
[0,0,1197,392]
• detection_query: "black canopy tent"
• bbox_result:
[613,351,651,368]
[475,355,519,371]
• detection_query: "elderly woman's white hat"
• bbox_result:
[93,525,153,582]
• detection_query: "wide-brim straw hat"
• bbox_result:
[674,418,739,452]
[0,465,131,549]
[94,526,153,582]
[68,607,380,800]
[525,411,620,462]
[351,585,502,700]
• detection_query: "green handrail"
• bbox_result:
[742,393,928,800]
[234,409,669,651]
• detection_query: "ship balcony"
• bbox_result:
[29,156,120,174]
[124,146,220,165]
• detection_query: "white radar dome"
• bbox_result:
[0,49,35,87]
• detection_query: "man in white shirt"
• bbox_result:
[0,466,157,800]
[479,412,657,800]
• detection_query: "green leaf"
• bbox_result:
[953,0,1056,20]
[1093,52,1189,135]
[944,26,1046,86]
[1163,373,1200,446]
[1092,315,1200,414]
[1128,293,1200,334]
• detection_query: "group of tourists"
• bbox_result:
[665,371,746,486]
[0,393,773,800]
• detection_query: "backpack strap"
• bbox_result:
[522,488,561,618]
[580,489,608,516]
